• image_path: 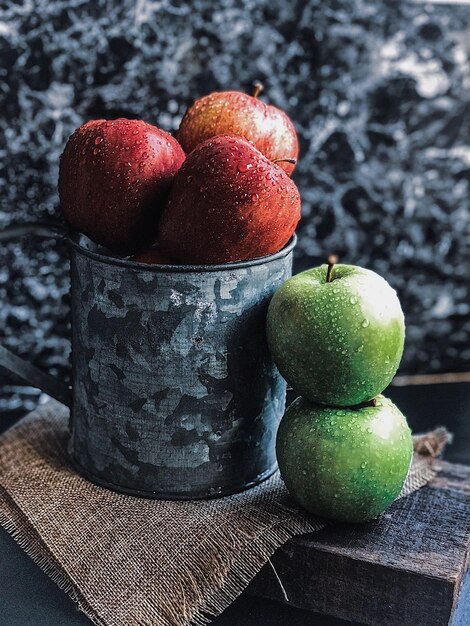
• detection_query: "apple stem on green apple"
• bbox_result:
[252,82,264,98]
[326,254,338,283]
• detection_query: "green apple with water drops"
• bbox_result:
[266,257,405,406]
[276,395,413,522]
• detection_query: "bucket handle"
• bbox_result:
[0,222,72,407]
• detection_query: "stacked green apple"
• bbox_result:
[266,256,413,523]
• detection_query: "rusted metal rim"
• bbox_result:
[67,231,297,273]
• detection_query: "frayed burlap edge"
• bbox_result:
[0,479,324,626]
[187,515,327,626]
[0,486,106,625]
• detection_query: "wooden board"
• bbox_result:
[248,461,470,626]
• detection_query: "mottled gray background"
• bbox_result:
[1,0,469,413]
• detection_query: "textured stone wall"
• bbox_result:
[1,0,469,410]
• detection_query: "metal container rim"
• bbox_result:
[67,232,297,273]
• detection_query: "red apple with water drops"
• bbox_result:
[158,135,301,264]
[58,118,185,253]
[177,84,299,176]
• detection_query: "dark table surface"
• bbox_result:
[0,380,469,626]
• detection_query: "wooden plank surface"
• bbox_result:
[248,461,470,626]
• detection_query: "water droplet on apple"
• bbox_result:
[199,185,206,193]
[350,296,358,304]
[251,193,259,202]
[94,137,103,145]
[237,161,253,173]
[361,319,370,328]
[93,147,99,155]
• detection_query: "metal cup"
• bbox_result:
[66,233,296,498]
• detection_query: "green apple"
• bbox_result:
[276,395,413,522]
[266,259,405,406]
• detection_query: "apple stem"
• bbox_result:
[351,398,378,410]
[326,254,338,283]
[272,158,297,165]
[252,82,264,98]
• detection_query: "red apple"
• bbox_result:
[176,85,299,176]
[158,135,301,264]
[131,246,175,264]
[58,118,185,253]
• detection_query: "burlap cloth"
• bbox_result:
[0,400,450,626]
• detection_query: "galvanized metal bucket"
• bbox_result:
[64,232,296,499]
